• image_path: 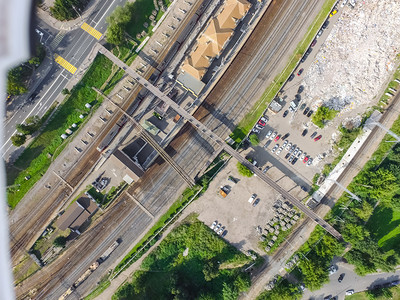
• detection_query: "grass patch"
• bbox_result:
[7,54,114,209]
[230,0,337,142]
[366,205,400,251]
[112,219,251,299]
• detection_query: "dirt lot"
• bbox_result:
[187,156,307,255]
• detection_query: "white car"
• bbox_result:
[260,116,268,123]
[214,223,221,232]
[276,148,282,155]
[328,265,338,275]
[346,290,354,295]
[285,142,292,151]
[270,132,277,140]
[271,144,279,153]
[282,140,288,148]
[252,128,260,133]
[218,226,225,235]
[296,150,302,158]
[265,130,273,139]
[300,152,307,160]
[210,220,217,230]
[255,124,264,130]
[248,193,257,203]
[293,147,299,156]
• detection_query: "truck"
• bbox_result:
[99,239,121,262]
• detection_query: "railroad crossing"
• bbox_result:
[97,43,343,240]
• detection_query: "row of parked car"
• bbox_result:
[210,221,227,237]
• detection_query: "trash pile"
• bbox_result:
[303,0,400,113]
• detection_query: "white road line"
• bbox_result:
[1,73,64,152]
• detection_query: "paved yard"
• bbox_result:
[188,156,308,255]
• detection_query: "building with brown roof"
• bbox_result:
[108,149,145,184]
[181,0,250,80]
[55,197,98,234]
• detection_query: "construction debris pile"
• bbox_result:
[303,1,400,113]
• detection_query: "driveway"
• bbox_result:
[302,259,400,300]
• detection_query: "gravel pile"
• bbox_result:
[303,0,400,113]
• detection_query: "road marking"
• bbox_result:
[54,54,77,74]
[81,22,102,40]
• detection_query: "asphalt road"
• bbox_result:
[303,261,400,300]
[2,0,127,161]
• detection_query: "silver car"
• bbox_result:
[300,152,307,160]
[282,140,288,148]
[307,158,313,166]
[270,132,277,140]
[285,142,292,151]
[289,145,295,154]
[293,147,299,156]
[265,130,273,139]
[296,150,302,158]
[218,226,225,235]
[288,155,295,163]
[276,147,283,155]
[271,144,279,153]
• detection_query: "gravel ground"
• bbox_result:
[303,0,400,125]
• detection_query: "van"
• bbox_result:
[290,101,298,109]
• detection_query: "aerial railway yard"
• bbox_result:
[13,0,332,298]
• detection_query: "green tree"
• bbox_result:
[203,260,218,281]
[53,236,67,248]
[16,124,31,135]
[28,57,40,66]
[11,134,26,147]
[257,279,301,300]
[237,162,253,177]
[298,259,328,291]
[7,66,28,95]
[351,201,374,221]
[311,106,338,128]
[50,0,88,21]
[106,23,125,45]
[61,88,70,95]
[249,134,260,146]
[342,223,370,243]
[222,282,238,300]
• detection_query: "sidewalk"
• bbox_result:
[36,0,102,31]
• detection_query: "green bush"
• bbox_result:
[11,134,26,147]
[249,134,260,146]
[237,162,253,177]
[53,236,66,248]
[311,106,338,128]
[50,0,89,21]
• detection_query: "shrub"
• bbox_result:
[237,162,253,177]
[249,134,260,146]
[311,106,338,128]
[11,134,26,147]
[53,236,67,248]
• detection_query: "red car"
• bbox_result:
[311,39,317,47]
[303,156,309,163]
[258,119,266,126]
[297,68,304,76]
[314,135,322,141]
[274,135,281,142]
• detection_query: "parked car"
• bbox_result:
[282,140,288,148]
[210,220,217,230]
[274,135,281,142]
[260,116,268,123]
[288,106,294,112]
[296,150,302,158]
[282,133,290,140]
[338,273,345,283]
[303,107,310,115]
[283,110,289,118]
[297,68,304,76]
[255,124,264,130]
[252,198,260,207]
[263,166,270,173]
[228,176,238,184]
[293,147,299,156]
[303,156,309,163]
[288,73,295,81]
[286,142,292,151]
[311,39,317,47]
[328,265,338,275]
[271,144,279,153]
[346,290,354,296]
[322,20,329,29]
[258,119,266,126]
[310,131,318,139]
[306,48,312,55]
[307,158,313,166]
[300,55,308,63]
[285,153,290,159]
[330,9,337,17]
[214,223,221,232]
[317,30,323,37]
[270,132,277,140]
[221,230,228,237]
[288,155,295,163]
[289,145,295,153]
[295,94,301,101]
[298,85,304,93]
[248,194,257,203]
[307,110,314,117]
[324,296,332,300]
[266,130,273,139]
[252,128,260,133]
[291,157,298,165]
[218,226,225,235]
[302,129,308,136]
[300,152,306,160]
[276,148,283,155]
[300,103,306,111]
[314,135,322,141]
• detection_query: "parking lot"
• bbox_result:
[246,8,348,185]
[187,157,308,255]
